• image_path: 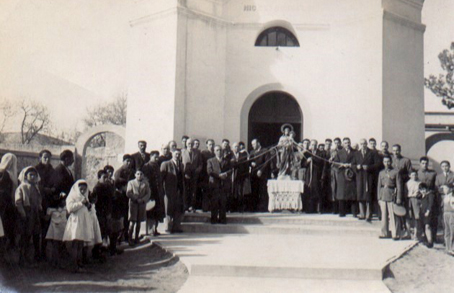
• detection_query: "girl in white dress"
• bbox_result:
[45,201,67,267]
[62,180,93,272]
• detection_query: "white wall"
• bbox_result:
[224,0,384,145]
[126,0,179,153]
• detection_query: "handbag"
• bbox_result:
[146,199,156,211]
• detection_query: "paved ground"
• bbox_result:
[151,213,416,293]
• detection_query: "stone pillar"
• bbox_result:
[382,0,425,160]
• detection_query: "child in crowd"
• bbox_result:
[45,201,67,267]
[126,169,150,246]
[92,170,113,250]
[406,169,422,240]
[62,180,93,273]
[104,165,115,186]
[15,166,42,267]
[441,185,454,256]
[419,183,435,248]
[110,181,126,256]
[87,181,104,262]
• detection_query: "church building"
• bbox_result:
[125,0,426,159]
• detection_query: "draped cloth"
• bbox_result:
[267,180,304,212]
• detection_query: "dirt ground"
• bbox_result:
[384,242,454,293]
[0,240,188,293]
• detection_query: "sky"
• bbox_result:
[0,0,453,134]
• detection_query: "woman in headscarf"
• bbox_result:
[0,153,18,248]
[62,180,94,273]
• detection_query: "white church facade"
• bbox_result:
[125,0,426,159]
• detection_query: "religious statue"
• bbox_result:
[276,124,297,180]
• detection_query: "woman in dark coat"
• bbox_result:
[35,150,55,259]
[143,151,165,236]
[0,153,18,248]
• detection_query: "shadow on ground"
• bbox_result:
[0,241,188,293]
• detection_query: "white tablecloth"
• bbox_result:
[267,180,304,212]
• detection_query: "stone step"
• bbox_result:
[189,264,383,280]
[183,213,381,228]
[181,222,379,237]
[178,276,391,293]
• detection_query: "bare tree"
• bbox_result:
[0,99,15,134]
[84,93,127,148]
[19,99,51,144]
[84,93,127,128]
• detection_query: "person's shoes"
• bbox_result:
[339,214,346,218]
[366,218,372,223]
[219,220,227,225]
[379,235,390,239]
[153,231,161,236]
[425,242,434,248]
[400,235,411,240]
[358,217,365,220]
[128,240,135,247]
[134,238,140,245]
[173,229,184,233]
[392,237,400,241]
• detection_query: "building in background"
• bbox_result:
[126,0,426,160]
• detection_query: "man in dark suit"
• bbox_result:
[250,139,271,212]
[51,150,75,209]
[301,139,324,213]
[232,142,249,213]
[160,149,185,233]
[181,138,203,212]
[333,137,357,217]
[131,140,150,171]
[207,145,231,224]
[352,139,379,221]
[200,139,215,212]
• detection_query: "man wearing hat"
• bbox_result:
[378,155,404,239]
[51,150,75,207]
[333,138,357,217]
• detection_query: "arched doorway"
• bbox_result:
[248,91,302,148]
[75,124,126,186]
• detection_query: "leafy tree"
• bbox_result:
[425,42,454,109]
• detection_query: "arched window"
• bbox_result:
[255,27,299,47]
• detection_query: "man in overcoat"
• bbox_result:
[333,138,357,217]
[181,138,203,212]
[207,145,231,224]
[352,139,379,221]
[249,139,271,212]
[160,149,185,233]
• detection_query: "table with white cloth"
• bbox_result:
[267,179,304,212]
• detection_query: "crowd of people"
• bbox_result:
[0,128,454,273]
